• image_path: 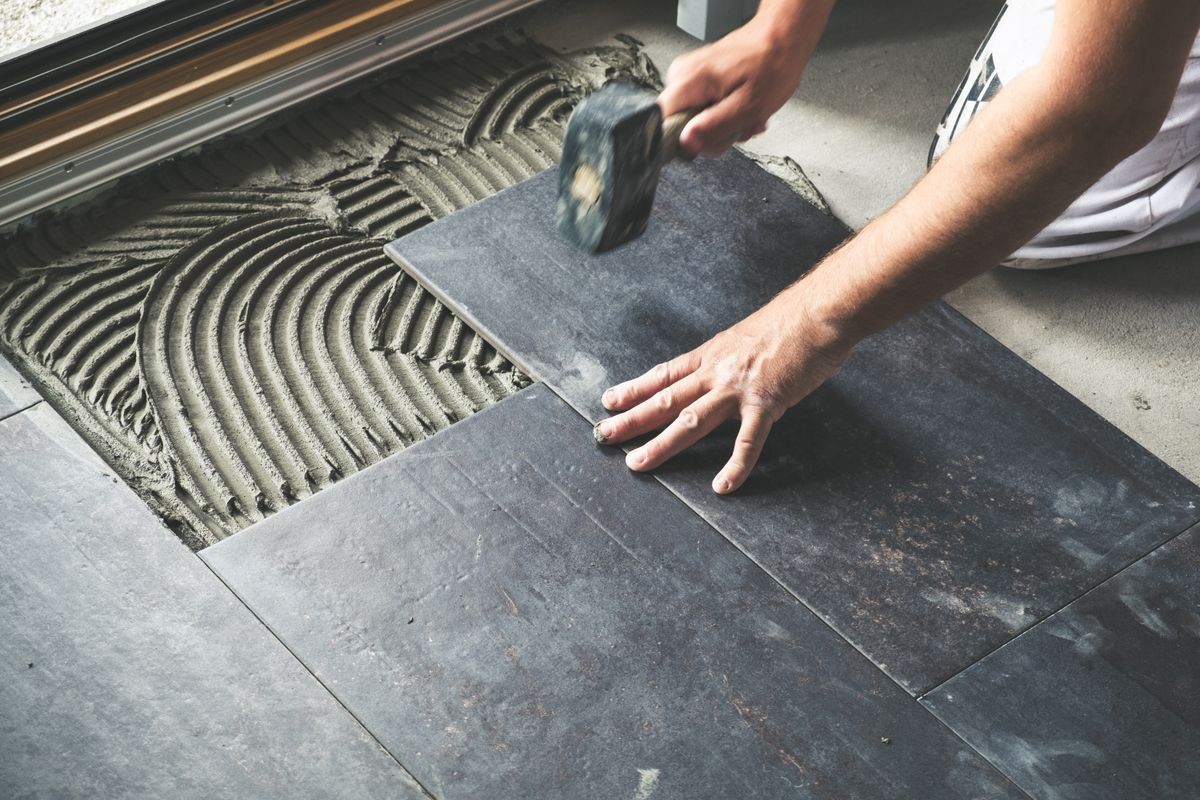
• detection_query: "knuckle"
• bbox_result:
[685,56,716,83]
[692,118,719,138]
[656,388,674,411]
[667,54,695,76]
[680,408,700,430]
[653,362,670,381]
[745,386,781,410]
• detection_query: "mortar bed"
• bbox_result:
[0,31,660,548]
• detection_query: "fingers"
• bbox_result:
[595,372,706,444]
[712,409,772,494]
[659,53,718,116]
[605,392,775,493]
[626,391,736,472]
[680,84,756,156]
[602,351,701,412]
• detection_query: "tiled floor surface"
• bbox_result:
[3,2,1199,798]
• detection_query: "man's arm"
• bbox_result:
[597,0,1200,494]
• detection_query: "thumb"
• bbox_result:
[680,83,754,156]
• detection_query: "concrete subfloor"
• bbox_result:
[525,0,1200,483]
[0,0,151,60]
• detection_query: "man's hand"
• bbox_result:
[659,0,835,156]
[598,0,1200,494]
[595,291,853,494]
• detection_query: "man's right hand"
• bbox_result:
[658,0,835,156]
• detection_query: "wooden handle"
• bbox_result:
[660,110,697,163]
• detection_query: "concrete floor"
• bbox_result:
[526,0,1200,483]
[0,0,151,59]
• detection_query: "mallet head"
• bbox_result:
[556,83,669,253]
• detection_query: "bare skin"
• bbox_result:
[595,0,1200,494]
[658,0,835,155]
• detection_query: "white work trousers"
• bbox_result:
[930,0,1200,268]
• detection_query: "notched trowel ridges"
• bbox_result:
[0,31,661,548]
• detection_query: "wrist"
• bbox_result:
[799,297,860,359]
[747,6,804,50]
[753,277,860,361]
[784,248,870,354]
[749,0,832,50]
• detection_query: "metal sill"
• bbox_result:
[0,0,544,229]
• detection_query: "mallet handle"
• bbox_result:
[660,110,698,163]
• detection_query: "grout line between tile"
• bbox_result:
[0,398,42,423]
[918,515,1200,700]
[923,704,1040,800]
[539,381,925,690]
[544,384,1038,798]
[194,554,443,800]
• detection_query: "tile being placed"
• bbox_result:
[923,526,1200,799]
[204,385,1024,800]
[388,153,851,421]
[386,153,1200,693]
[0,351,39,420]
[0,404,426,800]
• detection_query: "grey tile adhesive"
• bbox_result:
[0,31,824,549]
[1,31,816,549]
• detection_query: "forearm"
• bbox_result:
[792,0,1199,346]
[748,0,835,60]
[796,70,1137,343]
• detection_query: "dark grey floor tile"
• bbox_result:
[387,153,850,422]
[386,154,1200,694]
[0,352,40,420]
[0,404,427,800]
[203,385,1024,800]
[923,526,1200,799]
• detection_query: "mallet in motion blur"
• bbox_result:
[556,83,696,253]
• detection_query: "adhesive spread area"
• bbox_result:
[0,33,660,548]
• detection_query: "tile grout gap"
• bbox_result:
[543,383,943,692]
[918,514,1200,701]
[193,552,444,800]
[0,398,43,424]
[546,388,1040,797]
[922,704,1040,800]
